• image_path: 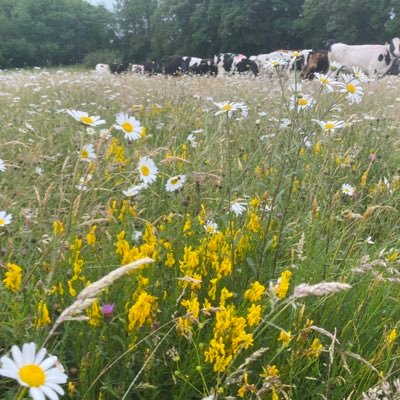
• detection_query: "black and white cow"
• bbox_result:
[300,50,330,79]
[214,53,259,76]
[109,61,130,74]
[164,56,217,75]
[326,38,400,78]
[164,56,186,75]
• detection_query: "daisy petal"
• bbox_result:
[30,387,46,400]
[11,345,23,367]
[41,385,60,400]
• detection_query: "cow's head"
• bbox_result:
[247,60,259,76]
[389,37,400,57]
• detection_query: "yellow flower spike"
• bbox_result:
[3,263,22,292]
[86,225,97,247]
[306,338,324,359]
[53,220,64,236]
[127,291,158,331]
[87,301,101,327]
[274,270,292,300]
[387,329,397,347]
[244,281,266,302]
[247,304,262,327]
[278,330,292,346]
[260,364,280,379]
[272,387,279,400]
[35,300,51,328]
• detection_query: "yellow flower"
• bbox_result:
[127,291,158,331]
[86,225,97,247]
[238,372,256,398]
[3,263,22,292]
[244,281,266,302]
[272,387,279,400]
[387,329,397,347]
[35,300,51,328]
[53,220,64,236]
[260,364,280,379]
[165,252,175,268]
[306,338,323,359]
[274,270,292,300]
[183,213,192,236]
[87,301,101,327]
[247,212,261,233]
[278,330,292,346]
[247,304,262,327]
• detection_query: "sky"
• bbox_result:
[86,0,114,10]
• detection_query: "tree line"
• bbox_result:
[1,0,400,68]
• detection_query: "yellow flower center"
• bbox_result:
[325,122,335,130]
[141,165,150,177]
[298,98,308,106]
[80,116,94,125]
[80,149,89,159]
[222,104,233,111]
[19,365,46,387]
[320,77,329,85]
[170,178,179,185]
[0,218,4,226]
[346,83,356,94]
[121,121,134,133]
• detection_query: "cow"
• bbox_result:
[214,53,258,76]
[300,50,329,79]
[131,64,144,74]
[95,63,110,74]
[143,60,164,75]
[326,38,400,78]
[164,56,186,75]
[289,50,313,74]
[386,58,400,75]
[109,60,130,74]
[251,51,291,77]
[184,57,218,75]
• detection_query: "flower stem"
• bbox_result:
[14,387,28,400]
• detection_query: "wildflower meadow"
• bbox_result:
[1,66,400,400]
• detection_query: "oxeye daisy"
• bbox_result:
[342,183,355,196]
[313,73,340,92]
[66,110,105,127]
[204,220,218,234]
[352,66,369,82]
[329,61,343,73]
[187,133,198,148]
[79,144,96,162]
[339,75,363,104]
[230,201,247,216]
[289,95,315,111]
[138,157,158,184]
[313,119,346,132]
[166,175,186,192]
[122,183,148,197]
[0,342,68,400]
[214,101,248,119]
[0,159,6,172]
[115,113,142,141]
[0,211,12,227]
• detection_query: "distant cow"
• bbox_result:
[326,38,400,78]
[300,50,329,79]
[164,56,186,75]
[131,64,144,74]
[110,61,130,74]
[289,50,313,73]
[184,57,218,75]
[386,58,400,75]
[214,53,259,76]
[251,51,291,77]
[95,63,110,73]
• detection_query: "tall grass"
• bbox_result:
[0,67,400,399]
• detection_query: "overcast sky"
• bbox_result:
[86,0,114,10]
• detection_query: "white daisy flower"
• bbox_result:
[279,118,291,128]
[138,156,158,184]
[122,183,148,197]
[313,119,346,132]
[339,75,363,104]
[204,220,218,234]
[35,167,43,175]
[66,110,105,127]
[230,201,247,216]
[187,133,198,148]
[0,159,6,172]
[99,129,112,139]
[132,230,143,242]
[115,113,142,141]
[0,211,12,226]
[313,73,340,92]
[341,183,354,196]
[329,61,343,73]
[214,101,248,119]
[289,95,315,111]
[166,175,186,192]
[79,144,96,162]
[352,66,369,82]
[76,174,92,191]
[0,342,68,400]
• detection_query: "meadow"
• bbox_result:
[1,66,400,400]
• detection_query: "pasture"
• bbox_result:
[1,67,400,400]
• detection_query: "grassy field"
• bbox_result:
[1,67,400,400]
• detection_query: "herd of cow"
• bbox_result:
[95,37,400,80]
